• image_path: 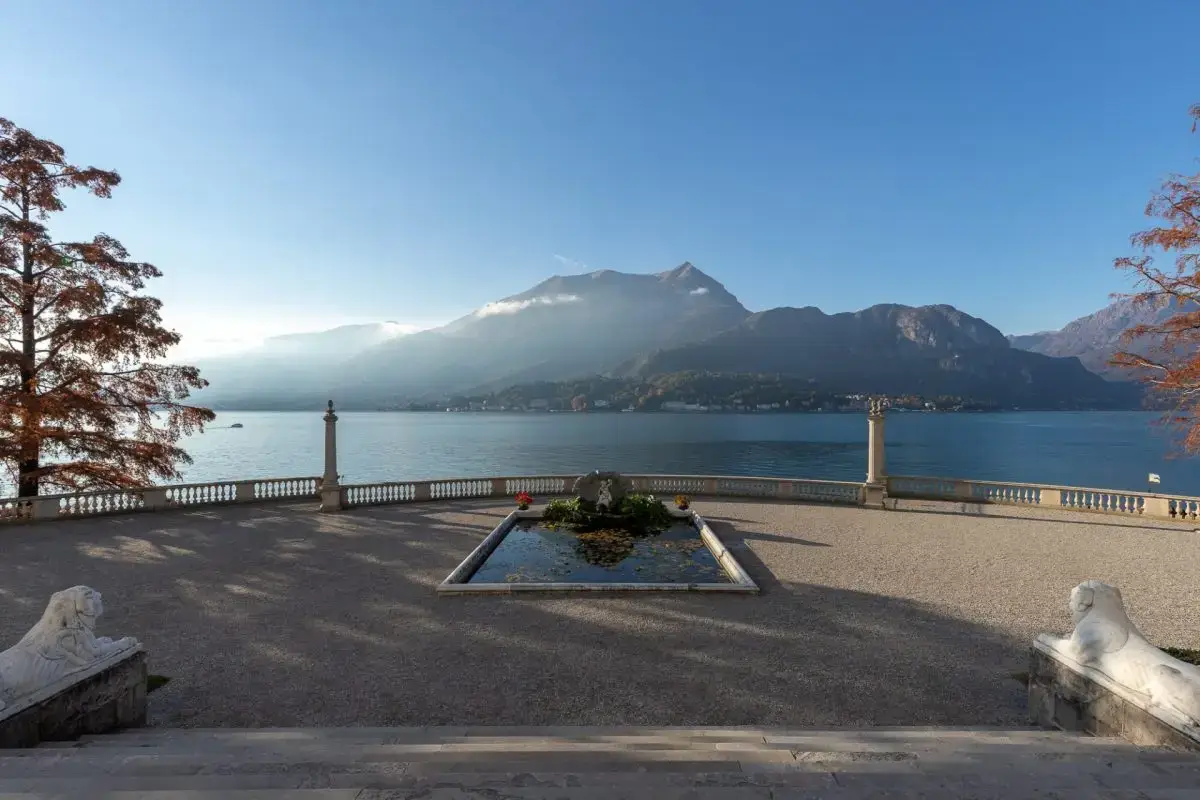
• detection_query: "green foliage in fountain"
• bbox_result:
[543,493,675,535]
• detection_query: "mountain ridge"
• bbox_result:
[1006,295,1195,380]
[191,263,1144,410]
[616,302,1137,409]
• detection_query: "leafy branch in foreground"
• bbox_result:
[1111,104,1200,451]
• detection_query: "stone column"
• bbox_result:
[319,400,343,512]
[863,397,887,507]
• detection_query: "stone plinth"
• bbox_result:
[0,646,147,748]
[1027,580,1200,751]
[1029,639,1199,751]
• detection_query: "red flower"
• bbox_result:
[514,492,533,506]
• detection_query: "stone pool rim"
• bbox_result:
[437,508,760,595]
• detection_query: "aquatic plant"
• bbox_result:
[612,493,674,533]
[544,497,588,526]
[544,493,672,535]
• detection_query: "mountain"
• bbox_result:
[618,304,1141,409]
[192,323,413,410]
[1007,296,1194,380]
[340,263,750,402]
[254,322,412,357]
[193,263,751,409]
[191,265,1145,411]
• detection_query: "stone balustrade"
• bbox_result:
[3,399,1199,525]
[0,477,320,524]
[886,475,1200,520]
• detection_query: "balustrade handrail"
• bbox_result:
[7,401,1195,525]
[6,470,1200,525]
[336,473,862,489]
[8,472,1194,504]
[339,474,581,488]
[886,474,1200,501]
[0,475,323,503]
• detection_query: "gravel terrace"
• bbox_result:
[1,497,1197,729]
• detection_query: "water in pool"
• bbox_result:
[467,519,732,584]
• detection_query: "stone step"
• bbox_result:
[0,784,847,800]
[1,760,1200,798]
[13,739,1157,765]
[65,725,1142,751]
[0,792,363,800]
[0,746,1197,779]
[2,727,1196,798]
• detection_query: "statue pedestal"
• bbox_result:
[1029,638,1199,751]
[0,646,147,748]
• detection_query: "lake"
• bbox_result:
[169,410,1200,496]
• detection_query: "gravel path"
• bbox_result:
[1,498,1197,729]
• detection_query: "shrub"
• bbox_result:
[543,497,589,527]
[543,492,673,535]
[1163,646,1200,666]
[612,493,674,534]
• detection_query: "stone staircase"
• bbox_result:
[0,726,1198,798]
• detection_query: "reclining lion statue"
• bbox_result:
[1044,580,1200,726]
[0,586,139,710]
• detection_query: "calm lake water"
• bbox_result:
[467,520,730,585]
[169,410,1200,496]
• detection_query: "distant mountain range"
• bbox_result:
[1007,296,1193,381]
[192,263,1147,411]
[619,304,1139,409]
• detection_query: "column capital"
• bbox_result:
[323,399,338,423]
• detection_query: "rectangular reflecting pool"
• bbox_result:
[470,520,730,584]
[438,511,759,594]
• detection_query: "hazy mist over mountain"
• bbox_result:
[191,263,1145,411]
[193,263,751,409]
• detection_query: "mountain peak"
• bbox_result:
[657,261,701,280]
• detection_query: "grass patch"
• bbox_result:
[147,674,171,693]
[1162,647,1200,666]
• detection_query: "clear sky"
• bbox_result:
[3,0,1198,358]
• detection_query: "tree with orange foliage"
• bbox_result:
[0,118,213,497]
[1111,104,1200,450]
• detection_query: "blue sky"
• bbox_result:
[3,0,1198,357]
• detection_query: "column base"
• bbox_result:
[319,486,343,513]
[862,482,887,508]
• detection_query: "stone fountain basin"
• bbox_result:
[437,509,759,595]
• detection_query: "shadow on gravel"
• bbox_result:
[0,500,1036,730]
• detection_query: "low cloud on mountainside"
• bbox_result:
[552,253,589,271]
[474,293,582,318]
[689,287,710,295]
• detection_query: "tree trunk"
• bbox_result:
[17,189,39,498]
